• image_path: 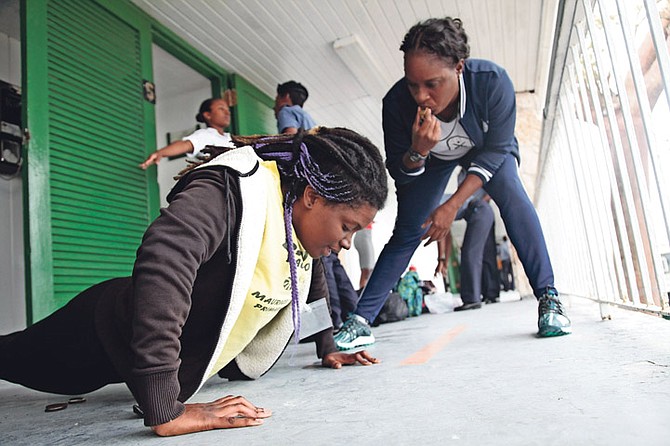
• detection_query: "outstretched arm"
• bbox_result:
[140,140,194,169]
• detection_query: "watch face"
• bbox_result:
[409,151,426,163]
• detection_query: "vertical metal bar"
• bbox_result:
[568,41,619,304]
[610,0,667,305]
[643,0,670,122]
[643,0,670,310]
[563,61,606,302]
[583,0,649,304]
[561,70,595,296]
[555,104,595,296]
[613,0,670,308]
[575,19,636,303]
[549,112,585,295]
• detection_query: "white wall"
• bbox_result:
[0,30,26,332]
[152,44,211,207]
[154,87,211,207]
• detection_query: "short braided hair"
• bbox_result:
[188,127,387,340]
[400,17,470,67]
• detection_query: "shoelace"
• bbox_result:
[540,296,565,316]
[338,319,361,338]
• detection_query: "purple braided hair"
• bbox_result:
[281,189,301,343]
[254,135,355,342]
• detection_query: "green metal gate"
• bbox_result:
[22,0,157,323]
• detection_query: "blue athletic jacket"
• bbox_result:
[382,58,521,185]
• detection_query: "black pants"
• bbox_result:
[500,259,515,290]
[481,225,500,300]
[0,280,122,395]
[459,201,495,304]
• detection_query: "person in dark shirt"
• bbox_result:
[335,17,571,351]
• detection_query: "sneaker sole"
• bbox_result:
[537,327,572,337]
[335,335,376,350]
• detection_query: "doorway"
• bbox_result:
[151,44,212,207]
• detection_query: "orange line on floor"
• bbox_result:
[400,324,467,365]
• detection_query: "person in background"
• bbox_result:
[498,235,515,291]
[140,98,233,169]
[455,193,496,310]
[479,196,500,305]
[274,81,316,134]
[1,127,388,437]
[273,81,361,330]
[434,232,453,292]
[322,252,360,330]
[435,179,497,310]
[353,223,375,289]
[335,16,571,351]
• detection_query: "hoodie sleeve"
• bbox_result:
[128,169,239,426]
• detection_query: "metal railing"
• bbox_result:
[538,0,670,318]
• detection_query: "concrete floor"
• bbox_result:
[1,295,669,445]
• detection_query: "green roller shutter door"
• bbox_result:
[24,0,154,322]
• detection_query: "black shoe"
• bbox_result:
[484,297,500,304]
[454,302,482,311]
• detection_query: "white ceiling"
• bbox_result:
[132,0,557,150]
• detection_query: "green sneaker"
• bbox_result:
[537,288,572,337]
[334,314,375,350]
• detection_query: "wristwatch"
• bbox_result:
[407,149,428,163]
